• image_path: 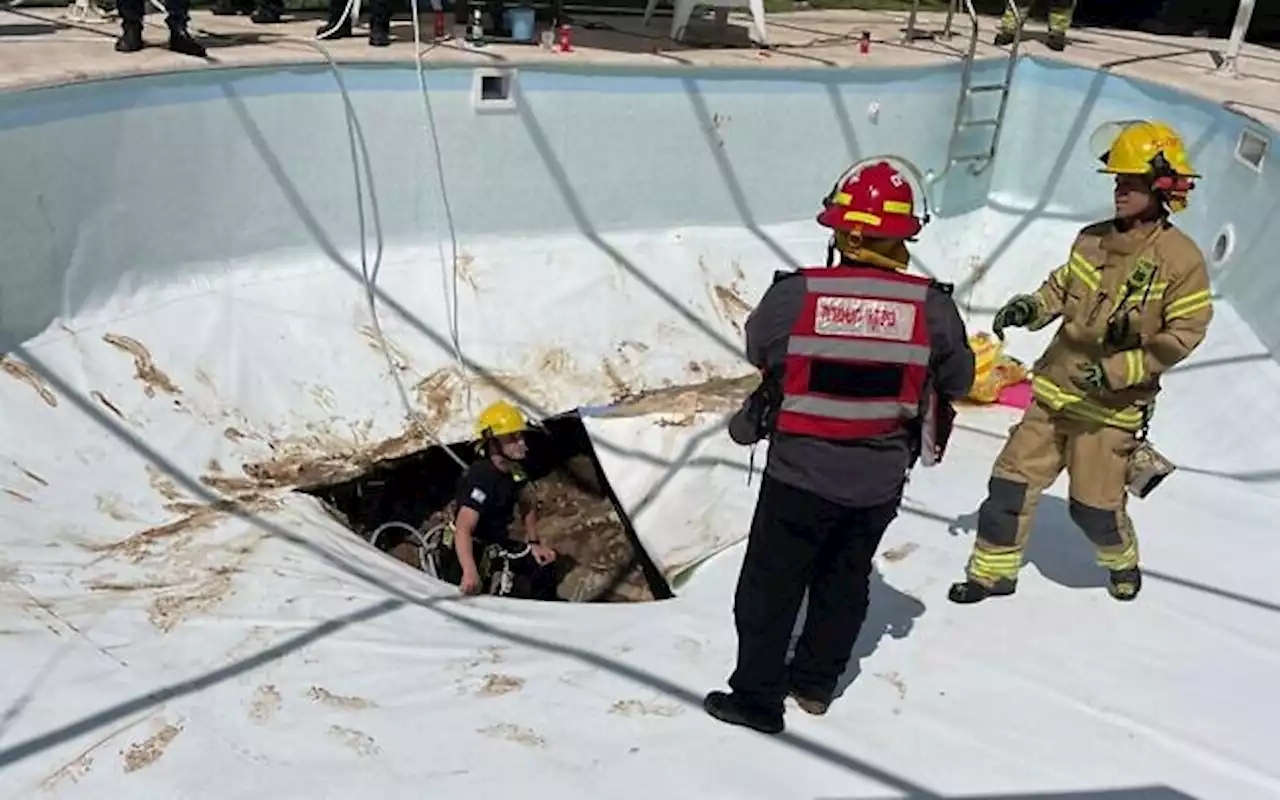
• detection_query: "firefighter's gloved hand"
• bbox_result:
[1070,361,1109,394]
[992,294,1037,341]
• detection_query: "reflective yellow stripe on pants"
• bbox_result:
[968,547,1022,583]
[1097,540,1139,572]
[1031,375,1146,431]
[1001,1,1076,34]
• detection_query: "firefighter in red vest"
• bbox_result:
[705,157,975,735]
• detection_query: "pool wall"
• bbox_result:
[0,60,1003,342]
[0,55,1277,414]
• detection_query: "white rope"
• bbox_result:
[408,0,472,417]
[316,0,359,40]
[278,33,471,469]
[368,520,443,573]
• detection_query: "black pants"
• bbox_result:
[728,474,899,710]
[117,0,189,28]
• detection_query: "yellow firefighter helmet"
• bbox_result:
[475,400,528,439]
[1089,119,1199,212]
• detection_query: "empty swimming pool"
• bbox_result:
[1,53,1279,798]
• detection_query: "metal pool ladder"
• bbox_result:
[942,0,1026,176]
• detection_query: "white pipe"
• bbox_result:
[1219,0,1257,76]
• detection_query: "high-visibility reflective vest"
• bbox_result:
[774,265,933,441]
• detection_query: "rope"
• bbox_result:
[367,520,443,573]
[277,33,470,469]
[407,0,472,417]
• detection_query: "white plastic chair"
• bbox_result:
[643,0,769,45]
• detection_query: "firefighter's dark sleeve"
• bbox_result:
[743,272,805,370]
[455,464,494,514]
[925,283,976,401]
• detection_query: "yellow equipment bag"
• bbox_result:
[965,332,1029,404]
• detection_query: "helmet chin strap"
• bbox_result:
[830,230,910,271]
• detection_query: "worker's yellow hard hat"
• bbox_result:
[1092,120,1198,177]
[475,400,528,439]
[1089,119,1199,212]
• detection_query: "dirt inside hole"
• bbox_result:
[300,411,672,603]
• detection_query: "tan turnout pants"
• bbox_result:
[965,401,1140,586]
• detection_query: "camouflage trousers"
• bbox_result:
[964,401,1140,587]
[1001,1,1076,34]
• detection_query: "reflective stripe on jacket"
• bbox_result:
[774,265,933,440]
[1024,219,1213,429]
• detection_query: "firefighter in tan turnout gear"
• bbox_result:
[950,120,1214,605]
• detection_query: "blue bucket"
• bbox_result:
[506,6,536,43]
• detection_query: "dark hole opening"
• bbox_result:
[480,74,510,102]
[298,410,673,603]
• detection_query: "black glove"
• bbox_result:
[993,294,1037,341]
[728,369,781,446]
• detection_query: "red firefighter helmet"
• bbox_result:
[817,157,930,240]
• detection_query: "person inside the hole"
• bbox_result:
[948,120,1213,606]
[444,400,559,600]
[706,156,975,735]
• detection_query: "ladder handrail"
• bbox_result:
[986,0,1026,172]
[941,0,1026,177]
[941,0,982,177]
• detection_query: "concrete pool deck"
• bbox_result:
[2,5,1279,129]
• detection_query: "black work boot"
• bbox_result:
[168,26,207,57]
[1046,30,1067,51]
[993,29,1014,46]
[250,0,282,24]
[115,21,144,52]
[317,15,352,38]
[948,577,1016,604]
[787,687,830,716]
[317,0,351,38]
[1108,568,1142,602]
[703,691,783,735]
[368,17,391,46]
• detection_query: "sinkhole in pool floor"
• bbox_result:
[299,411,673,603]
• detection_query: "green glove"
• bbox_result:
[1070,361,1109,394]
[992,294,1037,341]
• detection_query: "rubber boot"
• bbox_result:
[948,577,1017,604]
[115,20,144,52]
[993,29,1015,46]
[251,0,282,24]
[168,26,207,57]
[365,0,391,46]
[1046,30,1067,51]
[368,17,391,46]
[1108,568,1142,602]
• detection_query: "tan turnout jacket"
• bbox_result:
[1024,219,1214,431]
